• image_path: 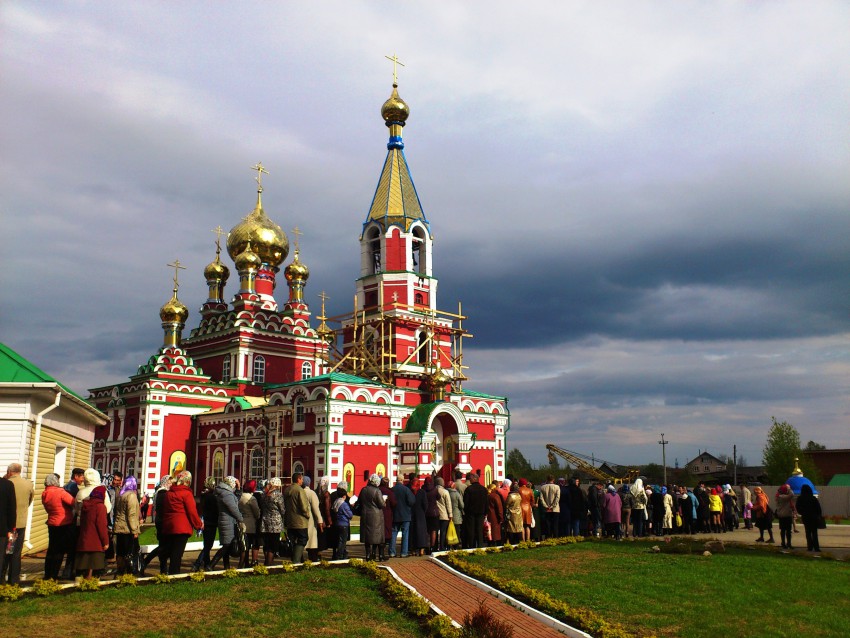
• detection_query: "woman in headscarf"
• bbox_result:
[140,474,172,573]
[602,484,623,540]
[302,476,324,562]
[379,477,398,552]
[259,477,286,566]
[486,481,504,547]
[795,484,822,552]
[775,484,795,549]
[76,485,109,579]
[422,476,440,552]
[210,475,243,570]
[159,471,203,574]
[661,486,674,536]
[192,476,219,572]
[358,474,386,561]
[722,485,738,532]
[41,473,75,579]
[630,478,648,538]
[518,478,534,541]
[504,483,523,544]
[238,479,262,567]
[113,475,140,575]
[708,487,723,533]
[649,486,664,536]
[752,486,775,543]
[331,480,353,560]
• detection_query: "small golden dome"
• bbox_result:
[160,288,189,324]
[284,250,310,282]
[381,83,410,124]
[429,367,452,388]
[227,199,288,268]
[235,240,262,272]
[204,253,230,282]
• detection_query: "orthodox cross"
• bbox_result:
[385,53,405,85]
[292,226,302,252]
[167,259,186,290]
[212,225,225,252]
[250,162,269,191]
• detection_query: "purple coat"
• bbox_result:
[602,491,622,525]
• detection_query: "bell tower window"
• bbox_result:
[417,331,429,365]
[411,226,427,274]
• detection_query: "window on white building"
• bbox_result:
[295,397,304,424]
[126,458,135,478]
[253,355,265,384]
[301,361,312,380]
[250,447,264,481]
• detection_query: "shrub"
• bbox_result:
[0,584,23,602]
[115,574,137,588]
[31,579,62,597]
[253,564,269,575]
[222,568,239,579]
[77,576,101,592]
[152,573,172,585]
[461,600,514,638]
[189,571,206,583]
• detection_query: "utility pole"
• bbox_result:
[733,444,737,486]
[658,433,669,486]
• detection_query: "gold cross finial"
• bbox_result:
[167,259,187,291]
[385,53,405,85]
[212,225,225,253]
[292,226,303,252]
[319,290,330,305]
[250,162,269,192]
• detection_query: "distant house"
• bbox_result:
[803,449,850,485]
[686,451,727,477]
[0,343,107,552]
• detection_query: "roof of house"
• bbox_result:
[828,473,850,487]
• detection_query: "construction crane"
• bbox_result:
[546,444,640,485]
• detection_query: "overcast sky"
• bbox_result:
[2,2,849,469]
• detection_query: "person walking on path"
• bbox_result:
[390,478,415,558]
[284,472,310,564]
[210,476,243,570]
[159,471,203,575]
[41,473,74,580]
[752,486,775,543]
[739,483,752,529]
[5,463,33,584]
[795,484,822,552]
[358,474,387,561]
[75,485,109,579]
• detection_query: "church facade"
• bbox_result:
[89,81,509,495]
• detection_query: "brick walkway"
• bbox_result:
[388,557,571,637]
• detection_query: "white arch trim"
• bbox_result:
[423,401,468,435]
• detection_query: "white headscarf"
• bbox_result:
[630,478,645,498]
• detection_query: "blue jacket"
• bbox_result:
[391,483,415,523]
[333,496,353,527]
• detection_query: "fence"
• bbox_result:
[757,485,850,518]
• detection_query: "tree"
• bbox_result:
[805,440,826,451]
[762,417,822,485]
[505,448,533,479]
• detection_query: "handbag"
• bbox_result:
[446,520,459,546]
[817,516,827,530]
[675,513,682,527]
[530,513,536,529]
[229,522,246,558]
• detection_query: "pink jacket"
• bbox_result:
[42,485,75,526]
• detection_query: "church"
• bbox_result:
[88,78,510,496]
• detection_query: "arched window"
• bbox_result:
[415,293,423,306]
[301,361,312,380]
[295,397,304,424]
[370,231,382,274]
[126,458,135,478]
[213,450,225,482]
[95,458,104,473]
[250,448,264,481]
[222,357,231,383]
[293,461,305,476]
[417,331,429,364]
[253,355,265,384]
[484,465,493,486]
[411,226,427,274]
[375,463,387,478]
[111,459,120,477]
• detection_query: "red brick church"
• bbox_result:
[89,79,509,496]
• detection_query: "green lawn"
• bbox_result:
[460,541,850,638]
[1,568,424,638]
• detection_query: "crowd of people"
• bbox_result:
[0,462,827,583]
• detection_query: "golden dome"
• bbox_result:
[430,367,452,386]
[203,253,230,282]
[284,250,310,282]
[235,240,262,272]
[227,198,288,268]
[381,83,410,124]
[160,288,189,324]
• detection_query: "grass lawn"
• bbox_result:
[0,568,424,638]
[461,541,850,638]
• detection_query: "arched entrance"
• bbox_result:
[432,413,459,482]
[399,401,472,481]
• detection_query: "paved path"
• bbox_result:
[389,556,572,637]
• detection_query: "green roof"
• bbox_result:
[828,474,850,487]
[0,342,86,401]
[264,372,389,390]
[404,401,441,434]
[460,388,507,401]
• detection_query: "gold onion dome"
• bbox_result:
[227,199,288,268]
[235,241,262,272]
[204,253,230,282]
[381,83,410,124]
[429,367,452,388]
[160,288,189,324]
[284,250,310,282]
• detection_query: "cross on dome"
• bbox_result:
[384,53,405,85]
[167,259,186,290]
[250,162,269,192]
